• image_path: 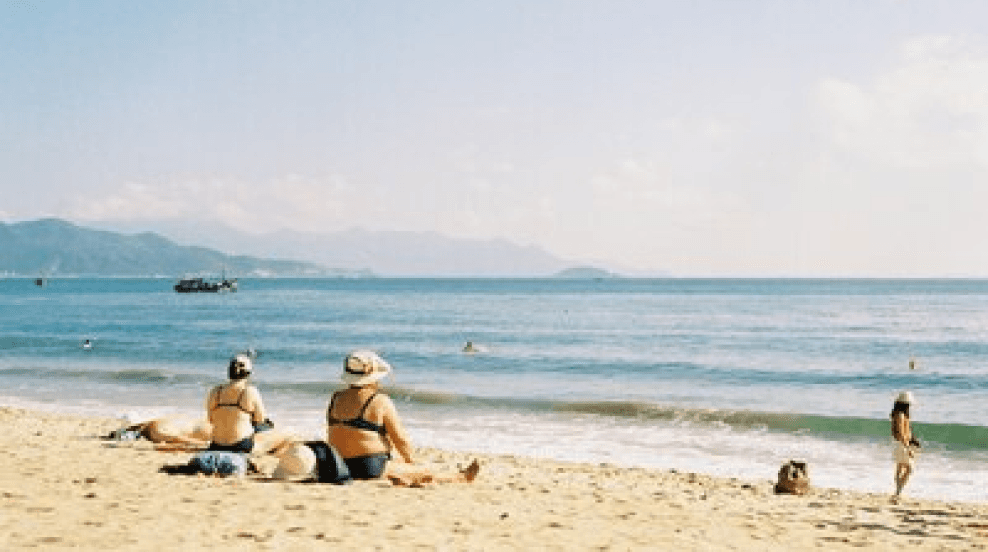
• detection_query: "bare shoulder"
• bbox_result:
[244,384,264,402]
[375,392,398,411]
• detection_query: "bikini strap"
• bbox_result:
[358,392,390,453]
[235,387,248,410]
[356,392,380,419]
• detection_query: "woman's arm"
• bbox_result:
[380,396,416,463]
[205,387,217,424]
[248,385,267,425]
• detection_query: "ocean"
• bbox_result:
[1,277,986,502]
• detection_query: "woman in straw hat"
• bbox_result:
[891,391,920,499]
[325,350,478,484]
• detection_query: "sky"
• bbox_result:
[2,0,988,276]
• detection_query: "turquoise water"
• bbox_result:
[1,277,986,502]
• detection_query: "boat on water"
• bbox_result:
[174,277,238,293]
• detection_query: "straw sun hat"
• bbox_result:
[271,442,316,480]
[896,391,914,405]
[340,350,391,386]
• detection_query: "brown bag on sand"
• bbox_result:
[774,460,810,495]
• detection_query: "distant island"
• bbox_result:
[553,266,621,279]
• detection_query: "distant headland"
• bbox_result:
[552,266,621,279]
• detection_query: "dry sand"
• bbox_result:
[1,406,986,551]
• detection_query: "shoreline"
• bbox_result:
[5,393,985,505]
[2,407,987,550]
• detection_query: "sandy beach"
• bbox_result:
[1,407,986,551]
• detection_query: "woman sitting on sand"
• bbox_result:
[891,391,920,499]
[205,352,293,454]
[324,350,478,485]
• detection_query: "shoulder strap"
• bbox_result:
[235,387,248,410]
[356,392,380,419]
[359,392,390,452]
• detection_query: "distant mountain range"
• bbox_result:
[0,218,619,278]
[89,219,584,277]
[0,219,331,277]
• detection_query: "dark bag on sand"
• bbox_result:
[774,460,810,495]
[253,418,275,432]
[305,441,352,485]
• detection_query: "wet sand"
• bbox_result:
[1,406,986,551]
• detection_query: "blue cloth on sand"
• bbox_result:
[113,429,142,441]
[189,451,248,476]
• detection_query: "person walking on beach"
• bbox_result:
[891,391,920,499]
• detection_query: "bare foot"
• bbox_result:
[387,473,434,487]
[461,459,480,483]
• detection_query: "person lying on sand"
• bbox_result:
[107,417,212,448]
[317,349,480,486]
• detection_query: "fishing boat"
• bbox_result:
[174,276,238,293]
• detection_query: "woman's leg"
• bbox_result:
[385,459,480,487]
[143,419,209,449]
[894,462,912,496]
[251,429,296,455]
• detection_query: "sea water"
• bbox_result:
[1,278,986,502]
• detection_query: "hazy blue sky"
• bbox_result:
[3,1,987,276]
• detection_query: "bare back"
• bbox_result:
[891,411,911,444]
[326,386,414,462]
[207,381,264,445]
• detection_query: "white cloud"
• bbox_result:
[900,34,966,62]
[540,153,748,268]
[66,173,360,233]
[699,117,733,143]
[588,151,741,229]
[792,34,988,276]
[817,34,988,169]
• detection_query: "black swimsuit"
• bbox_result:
[327,391,391,479]
[326,391,388,439]
[216,386,251,413]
